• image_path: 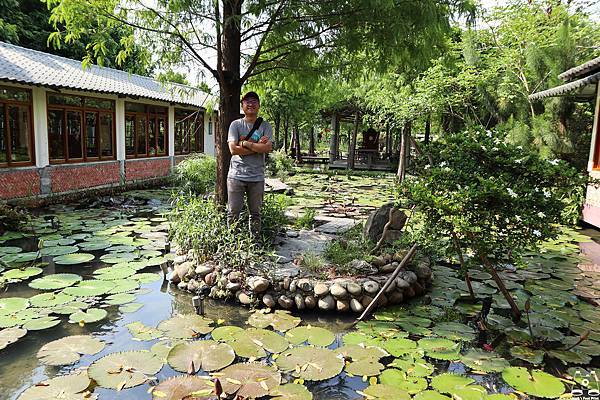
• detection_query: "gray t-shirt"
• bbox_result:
[227,118,274,182]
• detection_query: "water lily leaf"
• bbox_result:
[52,300,90,315]
[2,267,42,281]
[39,245,79,257]
[167,340,235,373]
[99,253,138,264]
[461,349,510,372]
[212,325,245,342]
[434,322,477,342]
[231,328,289,358]
[69,308,107,324]
[126,321,162,341]
[119,303,144,313]
[247,310,301,332]
[0,326,26,350]
[336,344,388,363]
[106,280,140,294]
[29,292,74,308]
[547,349,592,365]
[379,369,427,394]
[418,338,461,360]
[105,293,136,305]
[151,375,215,400]
[0,246,22,254]
[1,251,39,265]
[359,384,411,400]
[451,385,488,400]
[484,395,517,400]
[88,350,163,389]
[63,280,114,296]
[276,347,344,381]
[413,391,452,400]
[158,314,214,339]
[37,335,105,365]
[131,272,162,283]
[382,338,417,357]
[79,240,111,251]
[501,367,565,398]
[217,363,281,398]
[53,253,95,265]
[430,373,475,394]
[346,359,385,376]
[22,316,60,331]
[16,371,91,400]
[269,383,313,400]
[29,273,82,290]
[387,355,434,377]
[285,326,335,346]
[93,266,136,281]
[0,297,29,315]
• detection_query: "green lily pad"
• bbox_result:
[106,280,139,294]
[379,369,427,394]
[22,316,60,331]
[151,376,215,400]
[119,303,144,313]
[247,310,301,332]
[218,363,281,398]
[461,349,510,372]
[29,292,74,308]
[53,252,95,265]
[52,301,90,315]
[0,297,29,315]
[69,308,107,324]
[126,321,162,341]
[29,273,82,290]
[501,367,565,398]
[158,314,214,339]
[37,335,105,365]
[105,293,136,305]
[131,272,162,283]
[430,373,475,394]
[547,349,592,365]
[212,325,245,342]
[1,267,42,281]
[79,240,112,251]
[93,266,136,281]
[435,322,477,341]
[276,347,344,381]
[1,251,39,264]
[346,359,385,376]
[0,246,22,254]
[358,384,411,400]
[16,371,91,400]
[269,383,313,400]
[0,326,27,350]
[39,245,79,257]
[382,338,417,357]
[230,328,290,358]
[336,344,388,362]
[413,391,452,400]
[88,350,163,389]
[387,355,434,377]
[285,325,335,346]
[167,340,235,373]
[418,338,461,360]
[63,280,114,296]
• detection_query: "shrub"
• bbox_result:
[295,208,316,229]
[0,202,30,232]
[324,223,372,270]
[267,149,294,180]
[174,154,216,194]
[299,252,327,275]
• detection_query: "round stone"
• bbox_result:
[388,291,404,304]
[250,277,269,293]
[304,295,316,309]
[361,295,373,308]
[347,282,362,296]
[262,294,276,308]
[195,263,214,277]
[294,293,305,310]
[330,283,347,299]
[395,278,410,289]
[228,271,242,283]
[278,295,294,309]
[363,281,380,295]
[226,282,241,292]
[336,299,349,312]
[350,298,364,313]
[318,295,335,310]
[204,272,217,286]
[187,279,199,292]
[237,291,252,305]
[380,263,396,273]
[314,283,329,297]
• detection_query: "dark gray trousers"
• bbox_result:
[227,178,264,237]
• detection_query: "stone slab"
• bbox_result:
[315,217,361,234]
[265,178,292,193]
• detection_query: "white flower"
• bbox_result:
[486,130,492,138]
[517,146,523,150]
[515,158,523,164]
[549,159,560,166]
[533,229,542,237]
[481,145,487,151]
[507,188,518,198]
[439,161,447,167]
[424,164,430,170]
[443,167,451,172]
[537,212,546,218]
[543,189,551,198]
[492,147,498,151]
[515,215,522,222]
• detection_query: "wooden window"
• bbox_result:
[175,108,204,155]
[0,86,34,167]
[125,102,168,158]
[47,93,115,163]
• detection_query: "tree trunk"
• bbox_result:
[425,115,431,144]
[274,113,281,150]
[309,126,315,156]
[397,123,407,180]
[215,0,242,206]
[404,120,411,170]
[283,117,289,153]
[348,112,359,169]
[385,125,392,159]
[292,124,301,161]
[329,113,339,163]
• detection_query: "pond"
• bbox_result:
[0,183,598,400]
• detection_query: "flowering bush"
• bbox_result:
[398,128,589,319]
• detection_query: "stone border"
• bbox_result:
[168,249,433,313]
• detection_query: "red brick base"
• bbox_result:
[125,158,172,181]
[0,168,41,199]
[50,162,120,193]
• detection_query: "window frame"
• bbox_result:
[0,86,35,168]
[125,102,169,159]
[46,93,116,164]
[174,108,204,155]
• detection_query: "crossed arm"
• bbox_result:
[229,136,273,155]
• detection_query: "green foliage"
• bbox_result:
[0,202,30,232]
[267,150,294,180]
[298,252,326,274]
[398,128,588,266]
[324,223,372,271]
[168,194,288,268]
[294,208,316,230]
[174,154,217,195]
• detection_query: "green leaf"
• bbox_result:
[501,367,565,398]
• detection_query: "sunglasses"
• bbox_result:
[243,99,259,105]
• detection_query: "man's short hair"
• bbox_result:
[241,91,260,103]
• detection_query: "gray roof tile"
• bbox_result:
[558,56,600,82]
[0,41,210,108]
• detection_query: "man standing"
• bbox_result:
[227,91,274,239]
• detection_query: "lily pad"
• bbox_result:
[387,355,434,377]
[16,371,91,400]
[106,280,140,294]
[39,245,79,257]
[94,267,136,281]
[247,310,301,332]
[158,314,214,339]
[413,391,452,400]
[230,328,289,358]
[547,349,592,365]
[53,253,95,265]
[0,297,29,315]
[382,338,417,357]
[126,321,162,341]
[431,373,475,394]
[359,384,411,400]
[63,280,114,296]
[346,359,385,376]
[79,240,112,251]
[151,376,215,400]
[269,383,313,400]
[69,308,108,324]
[276,347,344,381]
[0,326,27,350]
[461,349,510,372]
[1,267,43,281]
[131,272,162,283]
[379,369,428,394]
[167,340,235,373]
[418,338,461,360]
[88,350,163,389]
[217,363,281,398]
[29,273,82,290]
[1,251,39,264]
[37,335,105,365]
[212,325,245,342]
[29,292,74,308]
[22,316,60,331]
[105,293,136,305]
[501,367,565,398]
[285,325,335,346]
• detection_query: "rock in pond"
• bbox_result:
[318,295,335,310]
[330,283,347,299]
[314,283,329,297]
[262,294,276,308]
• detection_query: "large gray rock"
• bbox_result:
[278,295,294,309]
[347,282,362,296]
[249,277,270,293]
[330,283,347,299]
[314,283,329,297]
[350,298,364,313]
[195,263,215,277]
[262,294,276,308]
[363,203,407,242]
[304,295,317,309]
[318,295,335,310]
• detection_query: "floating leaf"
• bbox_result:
[0,297,29,315]
[276,347,344,381]
[167,340,235,373]
[285,326,335,347]
[1,251,38,264]
[158,314,214,339]
[430,373,475,394]
[336,344,388,362]
[16,371,91,400]
[37,335,105,365]
[105,293,136,306]
[501,367,565,398]
[79,240,111,251]
[435,322,477,342]
[94,266,136,281]
[247,310,301,332]
[151,375,215,400]
[22,316,60,331]
[0,246,22,254]
[359,384,411,400]
[269,383,313,400]
[346,359,385,376]
[461,349,510,373]
[126,321,162,341]
[2,267,43,281]
[131,272,162,283]
[63,280,113,297]
[387,355,434,377]
[39,245,79,257]
[53,253,95,265]
[413,391,452,400]
[0,327,26,350]
[418,338,461,360]
[218,363,281,398]
[547,349,591,365]
[382,338,417,357]
[29,273,82,290]
[379,369,427,394]
[212,325,245,342]
[69,308,107,324]
[106,280,139,294]
[88,350,163,389]
[230,328,289,358]
[29,292,74,308]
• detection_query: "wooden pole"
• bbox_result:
[348,111,359,169]
[397,123,407,180]
[424,115,431,145]
[356,244,418,323]
[451,231,475,300]
[309,126,315,156]
[329,113,339,163]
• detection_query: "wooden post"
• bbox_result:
[293,124,301,161]
[329,113,339,163]
[424,115,431,145]
[348,111,359,169]
[404,120,411,170]
[309,126,315,156]
[283,117,289,154]
[397,123,407,180]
